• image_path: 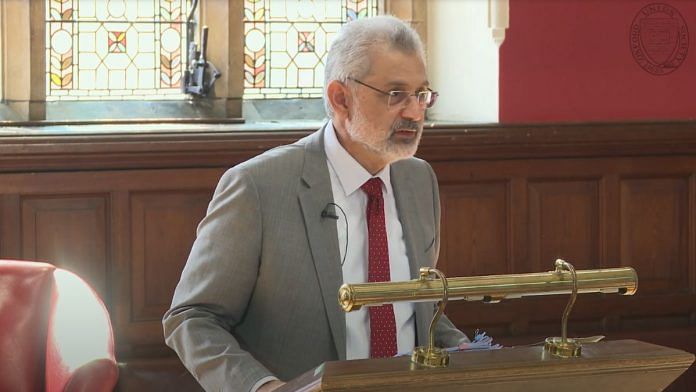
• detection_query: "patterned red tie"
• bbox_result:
[361,177,398,358]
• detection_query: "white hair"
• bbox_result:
[324,15,426,117]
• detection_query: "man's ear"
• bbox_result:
[327,80,350,118]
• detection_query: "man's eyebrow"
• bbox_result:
[386,80,431,89]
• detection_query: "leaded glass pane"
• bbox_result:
[46,0,189,101]
[243,0,379,99]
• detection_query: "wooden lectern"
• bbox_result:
[278,339,694,392]
[278,263,693,391]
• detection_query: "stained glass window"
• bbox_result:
[46,0,189,101]
[244,0,379,99]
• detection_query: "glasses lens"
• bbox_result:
[417,91,432,107]
[426,91,438,108]
[386,90,438,109]
[388,91,410,107]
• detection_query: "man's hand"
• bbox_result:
[258,380,285,392]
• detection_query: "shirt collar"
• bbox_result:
[324,120,391,197]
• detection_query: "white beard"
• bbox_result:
[346,109,423,164]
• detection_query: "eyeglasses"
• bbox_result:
[347,77,438,110]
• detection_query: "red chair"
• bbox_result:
[0,259,118,392]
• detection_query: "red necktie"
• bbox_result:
[361,177,398,358]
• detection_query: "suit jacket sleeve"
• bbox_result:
[162,167,272,392]
[427,162,471,346]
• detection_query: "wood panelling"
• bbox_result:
[1,121,695,390]
[0,195,21,258]
[620,177,689,294]
[440,182,509,277]
[130,191,210,322]
[528,180,600,272]
[20,196,108,297]
[0,167,224,355]
[2,121,696,172]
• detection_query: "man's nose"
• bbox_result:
[400,96,424,121]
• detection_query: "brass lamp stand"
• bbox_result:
[544,259,582,358]
[411,268,450,367]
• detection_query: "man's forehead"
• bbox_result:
[366,48,427,83]
[373,70,429,88]
[367,46,423,64]
[384,78,430,88]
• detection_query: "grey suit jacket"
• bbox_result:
[163,125,466,392]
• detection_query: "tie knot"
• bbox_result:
[361,178,383,199]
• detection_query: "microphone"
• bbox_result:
[321,202,348,267]
[321,204,339,220]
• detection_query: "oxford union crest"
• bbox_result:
[630,3,689,75]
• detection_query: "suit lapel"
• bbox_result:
[297,126,347,360]
[391,162,431,346]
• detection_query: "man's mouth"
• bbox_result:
[393,128,417,136]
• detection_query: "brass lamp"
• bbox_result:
[338,260,637,367]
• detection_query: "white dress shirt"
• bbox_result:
[324,121,416,360]
[252,123,417,391]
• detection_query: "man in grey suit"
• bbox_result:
[163,15,468,392]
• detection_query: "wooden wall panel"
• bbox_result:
[440,182,509,277]
[0,195,21,258]
[0,167,224,356]
[528,180,600,272]
[620,177,689,294]
[1,121,696,390]
[20,195,109,297]
[130,191,210,324]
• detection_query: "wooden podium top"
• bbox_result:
[279,339,694,392]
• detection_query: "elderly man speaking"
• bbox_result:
[163,15,468,392]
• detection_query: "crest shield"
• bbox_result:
[640,18,679,65]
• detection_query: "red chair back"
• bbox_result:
[0,260,118,392]
[0,261,56,391]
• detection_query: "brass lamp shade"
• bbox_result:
[339,267,637,312]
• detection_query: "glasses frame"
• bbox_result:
[346,77,438,110]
